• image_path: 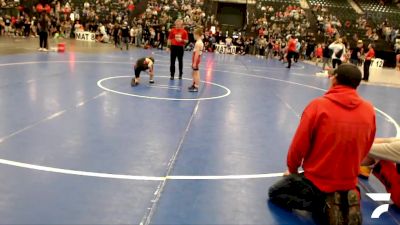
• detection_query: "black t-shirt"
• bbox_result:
[120,25,129,37]
[323,46,331,58]
[24,21,31,30]
[307,42,316,53]
[350,47,361,60]
[92,24,98,32]
[15,20,22,29]
[39,18,49,32]
[159,30,165,41]
[215,35,221,43]
[113,27,120,37]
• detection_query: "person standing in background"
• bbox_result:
[350,40,363,66]
[157,26,166,50]
[37,13,49,51]
[286,35,297,68]
[321,42,332,70]
[329,38,346,69]
[136,25,142,47]
[314,43,323,67]
[113,23,120,49]
[120,21,130,50]
[257,36,266,57]
[24,17,31,38]
[363,43,375,82]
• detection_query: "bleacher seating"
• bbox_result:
[308,0,350,8]
[251,0,305,38]
[255,0,302,23]
[356,0,400,13]
[307,0,359,23]
[307,0,363,41]
[356,0,400,28]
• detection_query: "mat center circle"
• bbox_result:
[97,76,231,101]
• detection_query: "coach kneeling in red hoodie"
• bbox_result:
[269,64,376,225]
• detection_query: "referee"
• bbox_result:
[167,19,188,80]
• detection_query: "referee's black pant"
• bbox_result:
[170,45,184,78]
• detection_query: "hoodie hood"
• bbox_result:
[324,85,362,109]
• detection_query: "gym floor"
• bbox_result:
[0,38,399,224]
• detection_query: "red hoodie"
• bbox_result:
[287,85,376,193]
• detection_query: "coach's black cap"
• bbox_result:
[333,63,362,89]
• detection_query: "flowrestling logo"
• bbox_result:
[366,193,391,218]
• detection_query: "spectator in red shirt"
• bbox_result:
[258,28,264,37]
[363,43,375,81]
[269,63,376,225]
[286,35,297,68]
[11,16,16,26]
[315,43,323,67]
[167,19,188,80]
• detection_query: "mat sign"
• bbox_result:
[75,32,95,42]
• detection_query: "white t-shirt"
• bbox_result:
[99,25,106,35]
[329,42,345,60]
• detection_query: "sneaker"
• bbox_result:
[188,85,198,92]
[347,189,362,225]
[131,78,138,86]
[325,192,344,225]
[358,166,372,179]
[42,48,48,52]
[170,76,174,80]
[179,75,182,80]
[149,80,154,84]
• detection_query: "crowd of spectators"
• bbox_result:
[0,0,399,68]
[0,0,218,49]
[310,1,399,58]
